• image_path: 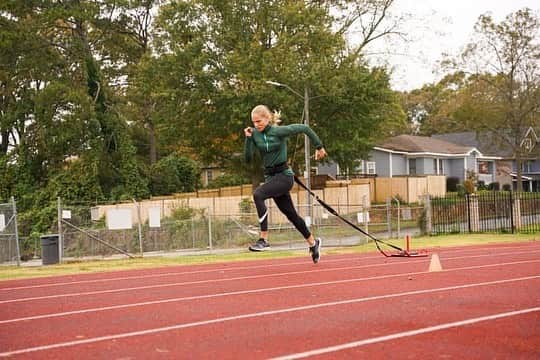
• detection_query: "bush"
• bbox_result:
[487,182,500,191]
[477,181,487,191]
[464,179,475,194]
[502,183,512,191]
[150,153,201,196]
[417,207,428,235]
[207,174,248,189]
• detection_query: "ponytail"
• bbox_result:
[251,105,282,125]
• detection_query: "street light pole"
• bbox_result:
[266,80,313,226]
[303,86,312,225]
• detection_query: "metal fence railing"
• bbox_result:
[430,191,540,234]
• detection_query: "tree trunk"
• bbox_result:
[515,154,523,192]
[0,131,8,155]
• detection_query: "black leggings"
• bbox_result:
[253,173,311,239]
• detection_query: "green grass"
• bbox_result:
[1,233,538,281]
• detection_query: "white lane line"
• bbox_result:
[2,260,539,324]
[2,242,539,292]
[1,276,538,358]
[0,256,363,291]
[1,250,539,304]
[2,249,539,304]
[271,307,540,360]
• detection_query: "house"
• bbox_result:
[317,127,539,192]
[317,135,484,181]
[370,135,484,181]
[433,127,540,191]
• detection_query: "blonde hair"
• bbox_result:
[251,105,282,125]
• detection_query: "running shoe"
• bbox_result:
[249,238,270,252]
[309,238,322,263]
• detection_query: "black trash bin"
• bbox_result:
[41,234,59,265]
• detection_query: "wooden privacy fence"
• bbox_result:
[369,175,446,203]
[94,180,371,226]
[93,175,445,225]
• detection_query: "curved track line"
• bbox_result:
[1,276,538,357]
[2,248,540,304]
[271,307,540,359]
[2,259,539,323]
[3,242,539,292]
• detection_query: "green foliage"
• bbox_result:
[206,174,249,189]
[456,184,467,197]
[1,0,408,242]
[150,154,201,196]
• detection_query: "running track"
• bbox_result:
[0,241,539,359]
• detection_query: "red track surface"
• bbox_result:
[1,241,539,359]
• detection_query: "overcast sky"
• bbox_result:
[356,0,540,91]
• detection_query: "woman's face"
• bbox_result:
[251,112,270,132]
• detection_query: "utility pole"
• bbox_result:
[304,86,312,225]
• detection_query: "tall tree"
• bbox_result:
[153,0,405,182]
[444,8,540,191]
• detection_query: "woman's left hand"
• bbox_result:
[315,147,327,160]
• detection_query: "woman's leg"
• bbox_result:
[250,174,292,250]
[274,191,321,263]
[273,192,314,245]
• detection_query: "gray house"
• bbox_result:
[433,127,540,191]
[370,135,484,181]
[318,135,486,182]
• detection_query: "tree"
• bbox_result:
[444,8,540,191]
[152,0,405,181]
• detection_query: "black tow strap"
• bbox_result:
[294,176,403,257]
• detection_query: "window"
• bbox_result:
[478,161,489,174]
[432,158,444,175]
[366,162,376,175]
[354,160,365,174]
[409,159,416,175]
[206,169,213,182]
[521,161,532,173]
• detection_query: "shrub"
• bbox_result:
[464,179,475,194]
[207,174,248,189]
[150,153,201,196]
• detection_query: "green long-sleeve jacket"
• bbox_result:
[244,124,323,178]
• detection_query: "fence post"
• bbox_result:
[512,192,522,232]
[362,195,369,242]
[424,194,432,235]
[208,208,213,251]
[386,198,392,238]
[11,197,21,266]
[57,197,63,262]
[468,194,480,232]
[394,197,401,239]
[132,199,143,256]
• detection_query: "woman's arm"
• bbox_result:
[244,127,255,163]
[275,124,324,149]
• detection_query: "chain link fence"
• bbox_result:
[1,195,424,265]
[0,198,21,265]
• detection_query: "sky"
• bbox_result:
[355,0,540,91]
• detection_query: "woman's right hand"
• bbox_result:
[244,127,253,137]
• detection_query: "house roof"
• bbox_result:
[432,131,507,157]
[433,127,538,158]
[375,135,476,155]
